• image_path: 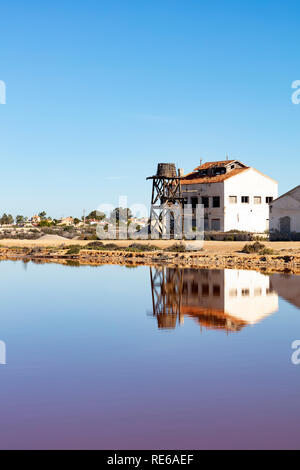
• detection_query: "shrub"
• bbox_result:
[86,241,104,249]
[104,243,120,250]
[241,242,274,255]
[164,243,186,252]
[224,235,235,241]
[65,245,82,255]
[126,243,159,252]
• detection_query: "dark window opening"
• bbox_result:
[202,284,209,297]
[211,218,221,231]
[191,197,198,209]
[213,285,221,297]
[266,197,273,204]
[242,289,250,296]
[241,196,249,204]
[213,196,220,208]
[191,282,198,295]
[213,167,226,176]
[201,197,209,208]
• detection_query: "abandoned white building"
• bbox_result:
[181,160,278,232]
[269,185,300,240]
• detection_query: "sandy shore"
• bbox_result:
[1,238,300,274]
[1,236,300,256]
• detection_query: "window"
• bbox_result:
[241,196,249,204]
[213,285,221,297]
[241,289,250,296]
[213,196,220,208]
[202,284,209,297]
[211,219,221,231]
[266,197,273,204]
[229,288,238,297]
[254,288,262,296]
[214,167,226,176]
[191,197,198,209]
[254,196,261,204]
[191,282,198,295]
[229,196,237,204]
[201,196,209,208]
[204,217,209,231]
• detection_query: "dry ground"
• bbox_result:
[1,235,300,256]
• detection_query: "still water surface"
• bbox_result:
[0,260,299,449]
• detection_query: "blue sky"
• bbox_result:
[0,0,299,218]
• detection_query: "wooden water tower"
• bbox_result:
[147,163,184,238]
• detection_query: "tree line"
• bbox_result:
[0,208,135,226]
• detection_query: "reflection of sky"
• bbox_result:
[0,260,299,449]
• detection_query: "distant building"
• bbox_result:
[58,216,74,226]
[181,160,278,232]
[269,185,300,240]
[30,214,41,225]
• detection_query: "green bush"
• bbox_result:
[65,245,82,255]
[126,243,159,252]
[164,243,186,253]
[241,242,274,255]
[86,241,104,249]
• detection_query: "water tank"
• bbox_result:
[156,163,177,178]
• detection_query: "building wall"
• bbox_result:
[223,168,278,232]
[181,181,225,231]
[182,168,278,233]
[269,187,300,235]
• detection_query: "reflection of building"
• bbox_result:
[150,267,184,329]
[271,273,300,309]
[149,267,278,332]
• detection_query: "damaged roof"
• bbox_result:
[181,160,249,185]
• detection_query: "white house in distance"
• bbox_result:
[269,185,300,240]
[181,160,278,232]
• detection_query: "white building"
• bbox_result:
[269,185,300,240]
[181,160,278,232]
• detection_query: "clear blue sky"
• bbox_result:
[0,0,299,218]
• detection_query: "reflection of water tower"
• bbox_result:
[150,267,184,329]
[147,163,184,238]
